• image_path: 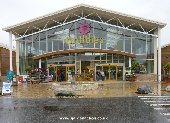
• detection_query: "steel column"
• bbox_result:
[9,32,13,71]
[157,27,161,95]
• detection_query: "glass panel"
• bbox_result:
[132,37,146,54]
[106,27,123,50]
[103,66,109,80]
[101,53,106,64]
[113,55,118,63]
[55,27,64,50]
[107,54,112,63]
[146,60,154,73]
[125,56,129,67]
[118,66,123,80]
[125,36,131,53]
[33,34,39,55]
[48,39,52,52]
[110,66,116,80]
[40,32,46,54]
[119,56,124,63]
[56,66,66,81]
[147,36,154,59]
[96,66,102,81]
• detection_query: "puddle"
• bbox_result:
[44,106,65,111]
[162,105,170,108]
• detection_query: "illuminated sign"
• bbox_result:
[65,36,104,44]
[78,20,91,35]
[65,20,103,44]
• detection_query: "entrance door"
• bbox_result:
[56,66,66,81]
[117,66,123,80]
[110,66,117,80]
[103,66,109,80]
[101,64,118,81]
[49,66,56,81]
[66,65,75,80]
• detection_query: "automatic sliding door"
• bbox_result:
[103,66,109,80]
[118,66,123,80]
[110,66,117,80]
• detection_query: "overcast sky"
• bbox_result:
[0,0,169,47]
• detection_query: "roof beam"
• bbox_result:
[96,13,103,23]
[106,17,115,23]
[138,24,146,33]
[148,27,157,33]
[23,26,30,36]
[73,13,81,19]
[33,26,41,31]
[63,15,70,24]
[52,19,62,25]
[13,31,21,37]
[126,23,136,28]
[15,17,158,40]
[117,18,125,28]
[84,12,94,18]
[81,10,83,18]
[43,21,50,29]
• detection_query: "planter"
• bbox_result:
[164,77,170,82]
[130,76,137,82]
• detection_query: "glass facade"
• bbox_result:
[18,18,155,75]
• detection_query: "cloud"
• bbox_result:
[0,0,169,46]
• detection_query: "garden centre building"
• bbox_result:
[3,4,166,81]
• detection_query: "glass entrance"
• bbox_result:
[56,64,75,82]
[102,64,118,81]
[56,66,66,81]
[110,66,117,80]
[95,64,123,81]
[49,66,56,81]
[103,66,109,80]
[66,65,75,80]
[118,66,123,80]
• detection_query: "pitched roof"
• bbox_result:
[3,4,166,35]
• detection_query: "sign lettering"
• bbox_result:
[65,36,104,44]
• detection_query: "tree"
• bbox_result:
[164,62,170,77]
[25,66,31,74]
[131,60,140,73]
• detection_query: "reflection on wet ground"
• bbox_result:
[0,82,170,123]
[11,83,55,98]
[2,81,170,98]
[0,97,168,123]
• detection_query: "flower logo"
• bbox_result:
[78,20,91,35]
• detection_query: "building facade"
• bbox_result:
[161,44,170,66]
[0,44,16,76]
[3,4,166,81]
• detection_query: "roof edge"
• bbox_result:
[2,3,166,32]
[2,4,83,31]
[81,4,166,28]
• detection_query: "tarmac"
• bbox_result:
[5,81,170,98]
[0,81,170,123]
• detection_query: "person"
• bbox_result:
[71,72,76,84]
[61,70,64,81]
[100,70,105,81]
[96,70,100,81]
[57,69,61,82]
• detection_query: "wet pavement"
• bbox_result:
[6,81,170,98]
[0,81,170,123]
[0,97,169,123]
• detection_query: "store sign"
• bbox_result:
[66,20,104,44]
[6,70,14,81]
[66,36,104,44]
[78,20,91,35]
[2,82,11,95]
